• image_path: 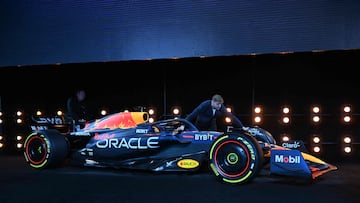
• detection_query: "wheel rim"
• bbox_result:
[26,136,47,165]
[214,140,251,178]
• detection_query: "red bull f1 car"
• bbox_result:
[23,111,337,185]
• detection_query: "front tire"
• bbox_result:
[23,129,69,169]
[209,132,263,184]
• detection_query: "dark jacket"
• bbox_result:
[185,100,244,131]
[66,96,87,122]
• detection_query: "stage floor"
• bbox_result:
[1,155,359,203]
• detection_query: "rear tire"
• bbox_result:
[209,132,263,184]
[23,129,69,169]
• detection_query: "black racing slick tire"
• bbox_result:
[23,129,69,169]
[209,133,263,185]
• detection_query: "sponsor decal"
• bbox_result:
[282,141,300,149]
[94,133,115,140]
[80,148,93,156]
[194,133,214,141]
[36,117,63,124]
[177,159,199,169]
[247,128,261,136]
[136,129,149,134]
[270,149,311,178]
[237,137,256,161]
[96,136,160,149]
[31,126,48,131]
[274,154,301,164]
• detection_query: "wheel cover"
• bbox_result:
[214,140,251,178]
[24,135,48,166]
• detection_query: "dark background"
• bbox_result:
[1,50,359,116]
[0,1,359,160]
[1,51,359,159]
[1,1,360,67]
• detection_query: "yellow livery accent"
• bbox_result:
[177,159,200,169]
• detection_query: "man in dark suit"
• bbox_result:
[66,88,88,124]
[182,94,247,131]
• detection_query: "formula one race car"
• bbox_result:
[23,111,337,185]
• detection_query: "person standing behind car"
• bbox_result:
[182,94,248,131]
[66,88,88,125]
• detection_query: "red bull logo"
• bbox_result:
[84,112,149,130]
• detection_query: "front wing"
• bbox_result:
[269,147,338,179]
